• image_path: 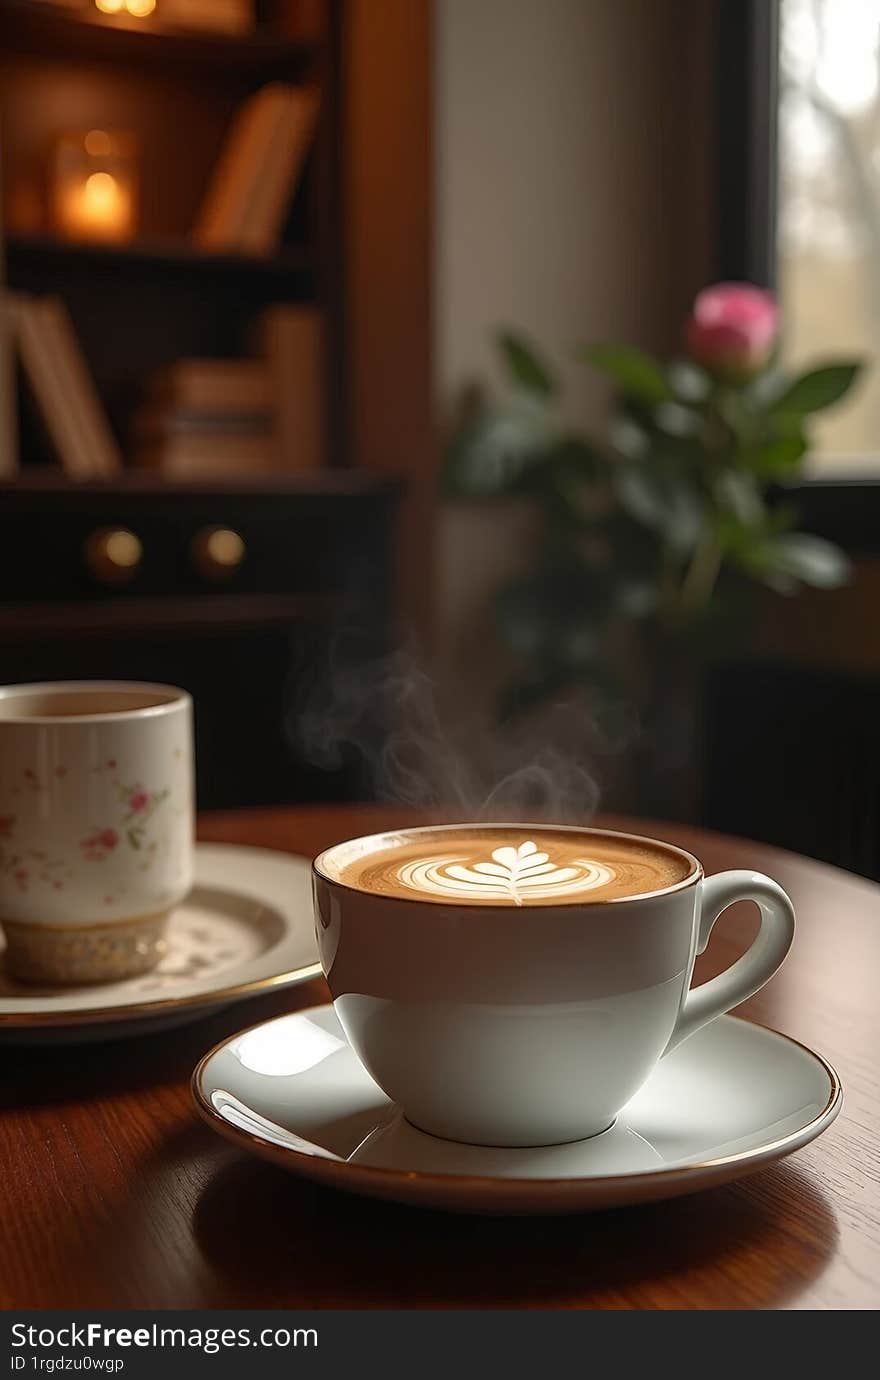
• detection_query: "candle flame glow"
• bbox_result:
[94,0,157,15]
[83,172,121,216]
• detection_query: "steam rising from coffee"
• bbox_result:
[288,634,634,822]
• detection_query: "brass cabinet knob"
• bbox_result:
[190,526,246,580]
[84,527,143,584]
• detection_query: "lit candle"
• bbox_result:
[52,130,137,244]
[94,1,157,16]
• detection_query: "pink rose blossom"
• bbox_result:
[685,282,779,381]
[128,790,150,813]
[80,828,119,860]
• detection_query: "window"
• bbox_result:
[778,0,880,470]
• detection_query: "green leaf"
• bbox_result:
[743,368,788,413]
[578,344,672,403]
[443,398,552,496]
[614,464,703,551]
[615,464,667,527]
[667,360,711,403]
[714,470,765,525]
[714,512,759,559]
[609,415,650,460]
[749,433,808,477]
[654,401,703,439]
[763,533,852,589]
[664,485,705,553]
[774,363,862,415]
[497,330,557,398]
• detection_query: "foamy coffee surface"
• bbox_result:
[325,828,695,906]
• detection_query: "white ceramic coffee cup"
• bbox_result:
[313,823,796,1147]
[0,681,194,984]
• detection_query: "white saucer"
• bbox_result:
[0,844,320,1042]
[193,1003,841,1215]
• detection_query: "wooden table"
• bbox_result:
[2,805,878,1311]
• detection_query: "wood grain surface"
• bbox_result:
[1,805,878,1310]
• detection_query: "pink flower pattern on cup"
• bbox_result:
[80,828,120,862]
[0,813,70,893]
[80,780,171,859]
[0,763,173,892]
[0,684,192,984]
[119,780,169,851]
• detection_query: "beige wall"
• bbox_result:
[433,0,716,688]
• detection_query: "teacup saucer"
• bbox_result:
[0,844,320,1043]
[193,1004,841,1215]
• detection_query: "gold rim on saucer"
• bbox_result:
[191,1008,842,1205]
[0,960,324,1028]
[0,843,322,1029]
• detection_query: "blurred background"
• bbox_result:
[1,0,878,878]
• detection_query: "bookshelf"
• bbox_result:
[0,0,433,805]
[0,0,337,471]
[6,231,315,280]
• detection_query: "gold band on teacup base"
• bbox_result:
[1,911,170,986]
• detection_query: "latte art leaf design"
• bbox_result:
[396,839,615,905]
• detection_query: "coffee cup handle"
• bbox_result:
[665,870,795,1055]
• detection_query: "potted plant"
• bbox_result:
[445,282,863,816]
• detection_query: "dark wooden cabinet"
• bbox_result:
[0,473,400,809]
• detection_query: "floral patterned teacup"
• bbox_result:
[0,682,194,984]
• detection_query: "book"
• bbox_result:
[38,297,122,478]
[8,294,91,479]
[193,84,319,254]
[132,405,272,441]
[8,293,121,479]
[148,359,273,414]
[259,304,324,470]
[134,431,277,478]
[134,354,277,478]
[237,87,320,255]
[193,85,290,251]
